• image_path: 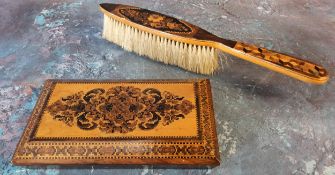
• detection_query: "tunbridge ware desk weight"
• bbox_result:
[12,79,219,166]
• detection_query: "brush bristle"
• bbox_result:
[102,14,220,74]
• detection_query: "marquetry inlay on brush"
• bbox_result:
[100,3,328,84]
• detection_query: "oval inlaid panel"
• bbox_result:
[119,8,193,34]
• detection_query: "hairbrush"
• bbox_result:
[99,3,328,84]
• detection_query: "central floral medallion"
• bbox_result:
[46,86,195,133]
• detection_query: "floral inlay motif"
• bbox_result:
[119,8,193,33]
[47,86,195,133]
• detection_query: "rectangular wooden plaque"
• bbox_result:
[12,79,219,166]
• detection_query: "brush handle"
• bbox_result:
[217,41,328,84]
